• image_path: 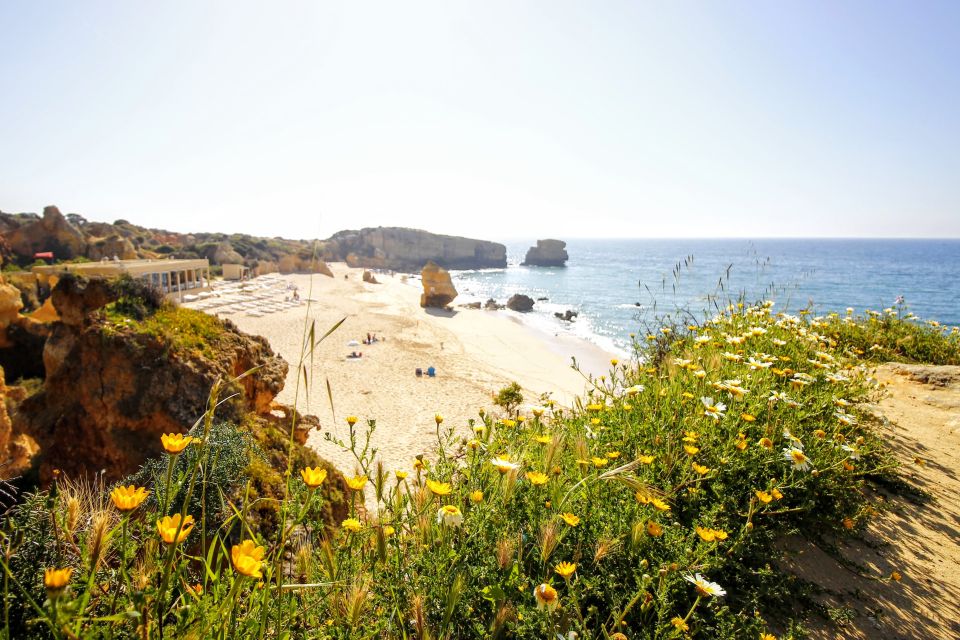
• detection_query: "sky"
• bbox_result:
[1,1,958,240]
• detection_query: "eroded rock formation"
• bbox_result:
[326,227,506,271]
[362,270,379,284]
[4,206,87,261]
[9,275,291,484]
[522,239,568,267]
[420,261,458,308]
[0,274,23,348]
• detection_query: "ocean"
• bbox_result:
[449,239,960,357]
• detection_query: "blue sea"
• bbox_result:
[449,239,960,357]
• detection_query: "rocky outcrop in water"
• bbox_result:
[522,239,568,267]
[325,227,506,271]
[555,309,578,322]
[507,294,535,312]
[420,261,458,308]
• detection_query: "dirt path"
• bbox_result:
[783,363,960,639]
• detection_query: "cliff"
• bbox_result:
[2,274,307,486]
[1,206,506,275]
[522,238,568,267]
[323,227,506,271]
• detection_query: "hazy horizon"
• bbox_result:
[2,2,958,240]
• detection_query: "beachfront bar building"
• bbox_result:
[32,258,213,302]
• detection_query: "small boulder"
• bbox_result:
[420,261,457,308]
[484,298,503,310]
[554,309,578,322]
[507,294,535,312]
[362,270,379,284]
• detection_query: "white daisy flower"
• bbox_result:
[783,446,812,472]
[684,573,727,597]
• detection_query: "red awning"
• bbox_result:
[34,252,54,259]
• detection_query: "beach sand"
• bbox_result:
[196,264,618,480]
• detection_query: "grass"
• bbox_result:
[0,301,956,639]
[103,304,228,359]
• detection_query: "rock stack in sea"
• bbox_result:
[522,239,568,267]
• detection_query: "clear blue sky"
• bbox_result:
[1,1,958,240]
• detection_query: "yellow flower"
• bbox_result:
[755,490,773,504]
[890,570,902,582]
[395,471,409,481]
[300,467,328,489]
[758,437,773,449]
[157,514,195,545]
[560,513,580,527]
[161,433,195,454]
[741,413,756,422]
[44,567,73,593]
[813,429,827,439]
[500,418,517,428]
[346,475,368,491]
[231,540,265,578]
[555,561,577,579]
[683,444,699,456]
[647,521,663,537]
[435,413,444,425]
[671,617,689,631]
[382,525,396,537]
[651,498,671,512]
[525,471,549,486]
[760,634,776,640]
[607,451,621,459]
[341,518,362,533]
[470,490,484,504]
[770,487,783,500]
[735,438,748,451]
[534,583,559,611]
[638,454,655,464]
[610,358,619,366]
[426,479,452,496]
[692,463,710,475]
[591,456,609,468]
[586,403,603,412]
[696,526,717,542]
[534,434,552,445]
[346,415,358,426]
[110,485,149,512]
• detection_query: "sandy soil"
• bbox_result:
[191,264,617,482]
[782,363,960,639]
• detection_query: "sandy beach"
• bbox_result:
[189,264,618,480]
